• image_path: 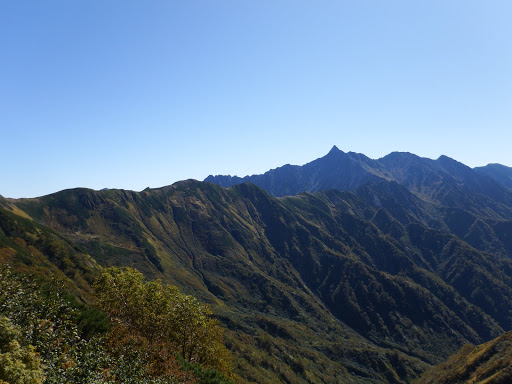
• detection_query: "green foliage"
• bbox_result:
[415,331,512,384]
[0,266,108,383]
[93,267,233,378]
[179,357,233,384]
[0,266,202,383]
[0,316,43,384]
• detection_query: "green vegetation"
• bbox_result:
[0,206,98,298]
[415,332,512,384]
[0,265,234,383]
[5,174,512,383]
[0,316,42,384]
[0,266,108,383]
[94,267,233,379]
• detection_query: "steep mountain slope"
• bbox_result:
[475,163,512,190]
[8,183,427,383]
[0,205,100,298]
[7,179,512,383]
[415,332,512,384]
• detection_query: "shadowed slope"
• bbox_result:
[475,163,512,190]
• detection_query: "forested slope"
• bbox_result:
[5,176,512,383]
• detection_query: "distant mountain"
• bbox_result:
[206,146,512,220]
[205,145,384,196]
[475,163,512,190]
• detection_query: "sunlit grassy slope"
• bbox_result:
[415,332,512,384]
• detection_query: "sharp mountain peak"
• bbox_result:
[327,144,343,154]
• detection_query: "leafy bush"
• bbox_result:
[0,266,206,383]
[0,316,43,384]
[93,267,233,380]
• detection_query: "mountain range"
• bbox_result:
[2,147,512,383]
[206,146,512,219]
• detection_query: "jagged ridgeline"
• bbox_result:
[3,147,512,383]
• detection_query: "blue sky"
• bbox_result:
[1,1,511,198]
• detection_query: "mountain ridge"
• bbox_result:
[206,147,512,221]
[475,163,512,190]
[3,148,512,383]
[4,175,512,382]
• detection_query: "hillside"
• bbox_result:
[5,171,512,383]
[0,204,100,299]
[6,183,425,383]
[415,332,512,383]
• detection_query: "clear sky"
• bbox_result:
[1,1,511,198]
